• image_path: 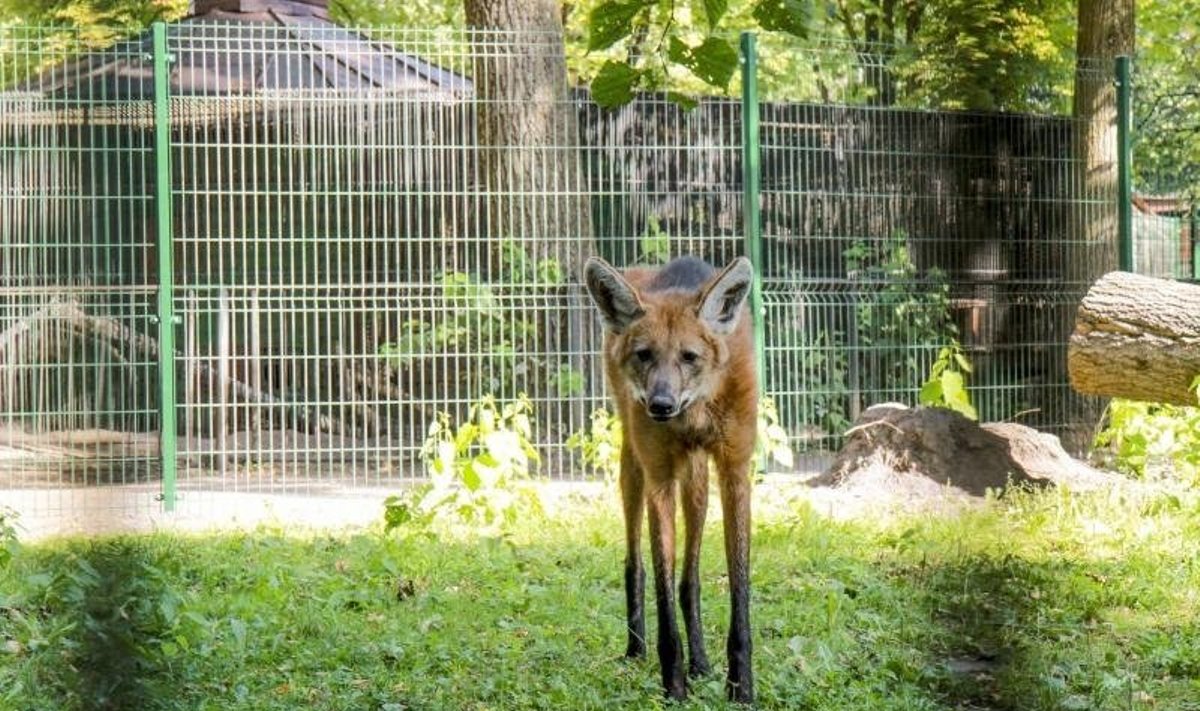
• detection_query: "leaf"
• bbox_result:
[953,351,974,374]
[484,430,526,468]
[434,440,456,476]
[591,61,642,108]
[753,0,812,38]
[919,379,942,406]
[701,0,729,30]
[669,36,738,89]
[477,405,496,434]
[952,397,979,422]
[940,370,966,399]
[383,498,414,532]
[666,90,700,111]
[461,461,482,492]
[587,0,648,51]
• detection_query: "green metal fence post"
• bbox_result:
[740,32,765,385]
[1116,55,1134,273]
[1192,205,1199,280]
[152,21,178,512]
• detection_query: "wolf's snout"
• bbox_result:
[647,393,678,420]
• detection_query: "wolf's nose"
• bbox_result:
[648,395,677,419]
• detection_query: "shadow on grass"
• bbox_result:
[911,551,1186,711]
[20,538,181,710]
[4,509,1196,711]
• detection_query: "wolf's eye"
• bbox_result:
[634,348,654,363]
[680,350,699,364]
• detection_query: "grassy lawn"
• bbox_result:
[2,483,1200,710]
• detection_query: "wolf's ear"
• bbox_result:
[584,257,645,334]
[697,257,753,334]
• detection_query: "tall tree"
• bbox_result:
[0,0,187,43]
[901,0,1075,111]
[464,0,598,410]
[1073,0,1135,273]
[464,0,593,277]
[574,0,1073,112]
[1131,0,1200,198]
[1060,0,1134,453]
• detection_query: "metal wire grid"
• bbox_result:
[1,24,1120,518]
[758,57,1113,460]
[1129,57,1197,280]
[1,28,163,516]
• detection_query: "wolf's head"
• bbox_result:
[584,256,753,422]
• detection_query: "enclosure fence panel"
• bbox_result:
[1130,56,1198,280]
[164,26,614,506]
[755,38,1111,463]
[1,23,1117,522]
[0,27,163,519]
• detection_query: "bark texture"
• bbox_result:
[1072,0,1135,275]
[464,0,593,274]
[1062,0,1136,451]
[1069,271,1200,405]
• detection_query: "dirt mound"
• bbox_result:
[809,404,1114,511]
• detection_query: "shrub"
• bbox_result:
[1094,377,1200,484]
[384,394,542,535]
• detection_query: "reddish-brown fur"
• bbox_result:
[584,255,756,704]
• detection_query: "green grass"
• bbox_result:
[2,484,1200,710]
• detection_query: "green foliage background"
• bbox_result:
[0,0,1084,114]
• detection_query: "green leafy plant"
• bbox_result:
[756,396,795,471]
[552,364,586,397]
[767,328,852,446]
[1093,376,1200,484]
[581,0,810,108]
[0,507,18,570]
[919,341,977,420]
[638,215,671,265]
[379,241,576,399]
[385,395,542,535]
[845,232,959,397]
[498,239,565,286]
[566,406,624,482]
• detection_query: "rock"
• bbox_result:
[812,405,1112,498]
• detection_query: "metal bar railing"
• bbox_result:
[740,32,766,391]
[152,22,178,512]
[1116,55,1134,273]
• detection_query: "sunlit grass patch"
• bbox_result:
[2,482,1199,710]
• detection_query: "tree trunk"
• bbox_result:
[1073,0,1135,275]
[1068,271,1200,405]
[464,0,594,276]
[1061,0,1136,449]
[465,0,599,421]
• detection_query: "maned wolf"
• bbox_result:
[584,255,757,704]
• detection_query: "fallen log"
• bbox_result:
[1068,271,1200,405]
[0,299,345,436]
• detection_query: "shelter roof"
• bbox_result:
[29,0,472,99]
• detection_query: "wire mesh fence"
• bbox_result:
[1130,56,1198,281]
[1,20,1121,521]
[0,28,165,517]
[758,96,1109,460]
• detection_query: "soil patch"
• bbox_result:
[807,404,1117,516]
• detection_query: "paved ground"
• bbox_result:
[5,473,844,541]
[3,479,620,541]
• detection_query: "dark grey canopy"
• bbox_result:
[29,0,471,99]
